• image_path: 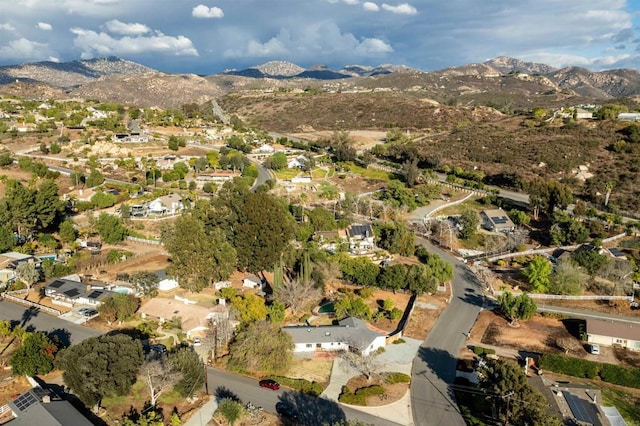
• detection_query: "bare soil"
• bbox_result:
[345,374,409,407]
[403,292,449,340]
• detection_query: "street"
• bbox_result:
[411,238,484,426]
[0,300,101,344]
[206,368,402,426]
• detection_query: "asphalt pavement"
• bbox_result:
[410,238,484,426]
[0,300,101,344]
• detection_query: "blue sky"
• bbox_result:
[0,0,638,73]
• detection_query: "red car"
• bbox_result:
[259,379,280,390]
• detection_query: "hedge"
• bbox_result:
[539,353,640,389]
[383,372,411,384]
[264,376,324,396]
[473,346,496,356]
[338,385,385,405]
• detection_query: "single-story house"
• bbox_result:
[618,112,640,121]
[0,252,42,287]
[287,155,309,169]
[44,278,115,307]
[139,296,229,338]
[480,209,515,233]
[6,387,93,425]
[253,143,275,154]
[587,319,640,351]
[283,317,387,356]
[148,194,184,215]
[158,278,179,292]
[242,275,263,289]
[347,223,376,254]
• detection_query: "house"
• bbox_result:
[287,155,309,169]
[618,112,640,121]
[148,194,184,215]
[575,108,594,119]
[138,296,229,338]
[196,171,239,184]
[0,252,41,287]
[480,209,515,233]
[242,275,263,289]
[587,318,640,350]
[282,317,387,356]
[44,278,115,307]
[346,223,376,254]
[5,387,93,425]
[254,143,275,154]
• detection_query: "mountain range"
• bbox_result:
[1,56,640,108]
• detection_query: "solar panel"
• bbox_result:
[13,391,38,412]
[562,391,601,425]
[49,280,65,289]
[63,288,80,298]
[87,290,104,299]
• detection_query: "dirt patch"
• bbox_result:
[212,410,280,426]
[286,358,333,385]
[403,293,449,340]
[0,375,31,407]
[344,374,409,407]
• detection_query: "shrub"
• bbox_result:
[473,346,496,356]
[388,307,403,320]
[338,385,385,405]
[392,338,405,345]
[299,313,311,324]
[383,372,411,384]
[539,353,640,388]
[357,286,375,299]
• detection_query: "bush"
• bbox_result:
[357,287,375,299]
[388,307,403,320]
[383,372,411,384]
[539,353,640,388]
[264,376,324,396]
[338,385,385,405]
[473,346,496,356]
[392,338,405,344]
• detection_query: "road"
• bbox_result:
[0,300,101,344]
[206,368,402,426]
[537,304,640,325]
[410,238,484,426]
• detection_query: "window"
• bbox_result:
[615,339,625,344]
[306,344,312,348]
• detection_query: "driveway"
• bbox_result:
[0,300,101,344]
[410,238,484,426]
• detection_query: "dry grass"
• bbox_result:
[286,358,333,384]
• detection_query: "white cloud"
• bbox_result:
[104,19,150,35]
[37,22,53,31]
[363,2,379,12]
[70,27,199,57]
[343,0,360,4]
[355,37,393,54]
[192,5,224,19]
[381,3,417,15]
[48,56,60,62]
[0,23,16,31]
[0,38,54,61]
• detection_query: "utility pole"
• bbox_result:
[502,391,515,426]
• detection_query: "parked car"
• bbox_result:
[192,338,201,347]
[588,344,600,355]
[275,402,298,420]
[259,379,280,390]
[83,309,98,317]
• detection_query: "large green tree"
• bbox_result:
[58,219,77,244]
[162,215,237,292]
[5,180,36,236]
[0,225,14,252]
[11,331,57,376]
[459,209,479,240]
[228,320,293,374]
[34,180,65,230]
[522,256,552,292]
[169,346,205,397]
[56,334,143,410]
[95,213,128,244]
[497,292,537,326]
[528,179,573,219]
[375,221,415,256]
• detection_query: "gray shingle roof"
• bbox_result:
[283,317,385,352]
[8,388,93,426]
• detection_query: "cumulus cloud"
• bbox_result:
[381,3,417,15]
[104,19,150,35]
[48,56,60,62]
[37,22,53,31]
[363,2,379,12]
[0,38,54,61]
[224,22,392,60]
[0,23,16,31]
[70,27,198,57]
[192,5,224,19]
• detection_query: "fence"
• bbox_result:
[423,192,477,219]
[491,291,632,302]
[1,293,61,315]
[127,236,164,246]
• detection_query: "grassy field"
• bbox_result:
[345,163,394,180]
[602,388,640,424]
[274,168,301,180]
[287,358,333,385]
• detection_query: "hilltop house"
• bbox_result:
[618,112,640,121]
[480,209,515,233]
[283,317,387,356]
[587,319,640,350]
[315,223,376,255]
[148,194,184,215]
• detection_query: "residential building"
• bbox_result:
[138,296,229,338]
[44,278,115,307]
[147,194,183,215]
[346,223,376,254]
[283,317,387,356]
[618,112,640,121]
[0,252,41,288]
[480,209,515,233]
[587,318,640,350]
[4,387,93,426]
[242,275,263,290]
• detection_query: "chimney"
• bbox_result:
[86,284,91,292]
[41,395,50,404]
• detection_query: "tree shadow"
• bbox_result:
[278,391,346,426]
[48,328,72,349]
[20,307,39,328]
[214,386,240,402]
[414,347,463,418]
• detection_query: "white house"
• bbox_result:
[283,317,387,356]
[347,223,376,254]
[254,143,275,154]
[242,275,262,289]
[214,281,232,290]
[45,278,115,307]
[148,194,184,215]
[157,278,179,292]
[618,112,640,121]
[287,155,309,169]
[587,319,640,351]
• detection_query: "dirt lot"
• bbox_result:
[403,292,449,340]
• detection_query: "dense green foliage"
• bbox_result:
[338,384,385,405]
[497,292,537,325]
[169,346,205,397]
[11,332,57,376]
[539,353,640,389]
[95,213,128,244]
[228,320,293,374]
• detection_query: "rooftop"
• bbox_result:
[283,317,385,352]
[45,278,114,303]
[587,318,640,341]
[7,387,93,426]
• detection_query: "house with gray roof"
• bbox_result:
[44,278,115,307]
[4,387,93,425]
[587,318,640,351]
[282,317,386,356]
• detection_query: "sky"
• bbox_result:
[0,0,639,74]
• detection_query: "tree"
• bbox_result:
[91,191,117,209]
[508,209,530,226]
[98,294,139,324]
[377,264,408,292]
[95,213,127,244]
[142,359,181,406]
[168,136,180,151]
[56,334,143,410]
[571,247,610,275]
[479,358,559,425]
[522,256,552,292]
[162,215,237,292]
[228,320,293,374]
[406,264,438,295]
[131,271,160,297]
[338,256,380,287]
[334,294,372,320]
[230,293,268,325]
[5,180,37,236]
[528,179,573,219]
[35,180,65,230]
[549,260,585,295]
[330,131,357,162]
[0,225,15,252]
[85,169,105,188]
[11,331,56,376]
[216,398,245,426]
[497,292,537,326]
[340,351,380,381]
[375,221,415,256]
[264,152,288,170]
[459,210,479,240]
[15,262,40,290]
[169,346,205,397]
[273,277,321,314]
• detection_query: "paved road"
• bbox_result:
[536,304,640,325]
[0,300,101,344]
[206,368,402,426]
[410,238,484,426]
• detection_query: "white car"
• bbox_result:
[588,344,600,355]
[192,338,202,347]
